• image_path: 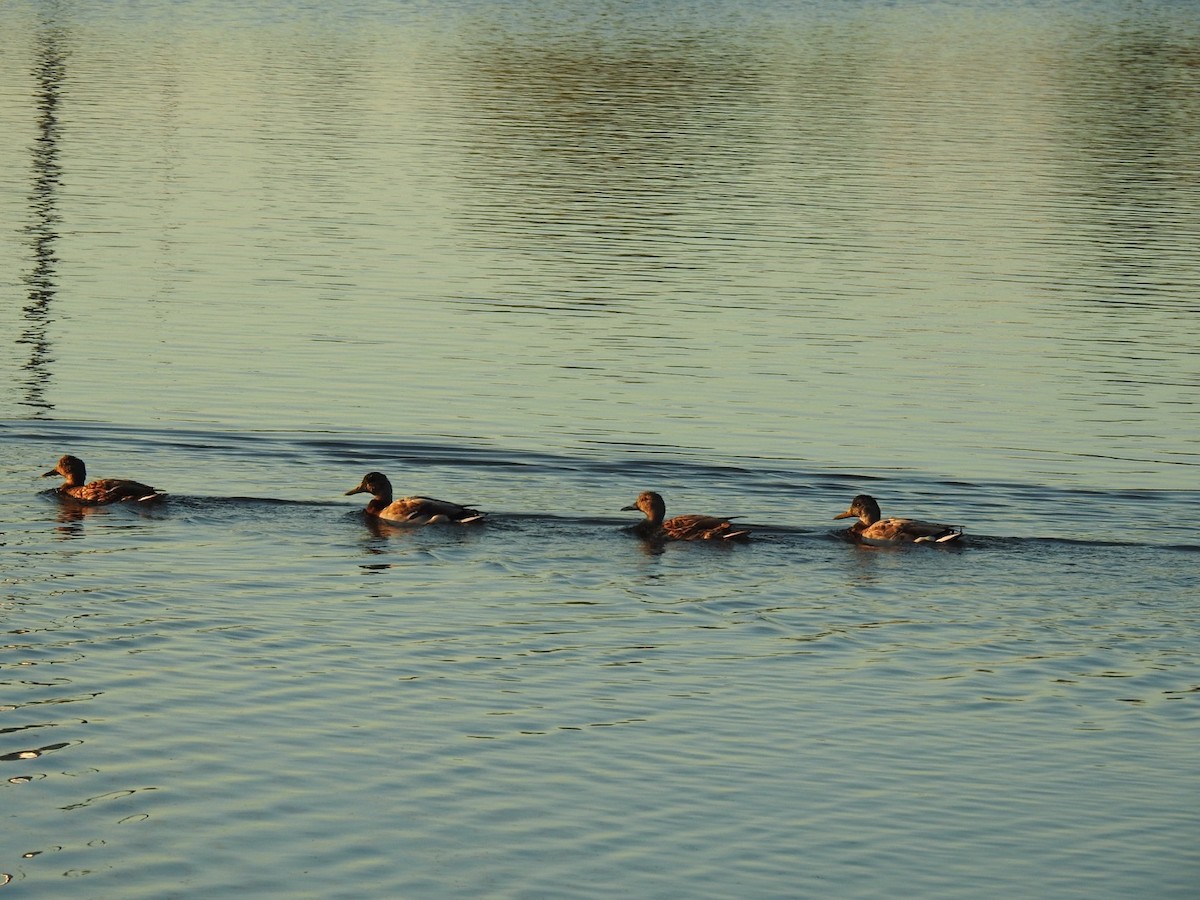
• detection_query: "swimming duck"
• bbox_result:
[622,490,750,542]
[344,471,484,525]
[41,454,163,504]
[833,494,961,545]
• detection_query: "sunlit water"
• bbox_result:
[2,1,1198,897]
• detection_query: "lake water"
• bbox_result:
[2,0,1198,896]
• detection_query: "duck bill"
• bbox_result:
[621,503,638,511]
[344,483,368,496]
[41,468,60,478]
[833,510,854,520]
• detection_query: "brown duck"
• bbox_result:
[345,471,484,525]
[834,494,961,544]
[42,455,163,504]
[622,490,749,542]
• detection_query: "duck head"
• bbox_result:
[43,454,86,485]
[834,494,882,525]
[622,490,666,524]
[345,471,393,501]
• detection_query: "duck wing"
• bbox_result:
[663,514,750,541]
[69,478,161,504]
[862,517,961,544]
[380,496,484,525]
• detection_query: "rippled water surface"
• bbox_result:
[2,1,1198,896]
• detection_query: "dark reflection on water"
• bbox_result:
[17,12,66,416]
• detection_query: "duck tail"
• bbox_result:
[913,526,962,544]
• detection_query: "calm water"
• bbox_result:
[2,0,1199,896]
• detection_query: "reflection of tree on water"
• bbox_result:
[19,19,66,415]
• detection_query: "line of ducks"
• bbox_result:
[40,454,964,546]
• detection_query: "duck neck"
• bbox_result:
[633,519,663,539]
[858,502,882,526]
[366,489,392,516]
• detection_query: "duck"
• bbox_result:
[41,454,164,504]
[833,494,961,545]
[344,471,484,525]
[622,490,750,542]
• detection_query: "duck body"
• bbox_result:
[622,491,750,542]
[42,455,163,504]
[834,494,961,545]
[345,472,484,525]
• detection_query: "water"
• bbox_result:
[2,0,1199,896]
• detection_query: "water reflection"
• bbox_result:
[49,502,106,537]
[18,13,66,415]
[1055,25,1200,303]
[447,25,769,290]
[0,0,1196,487]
